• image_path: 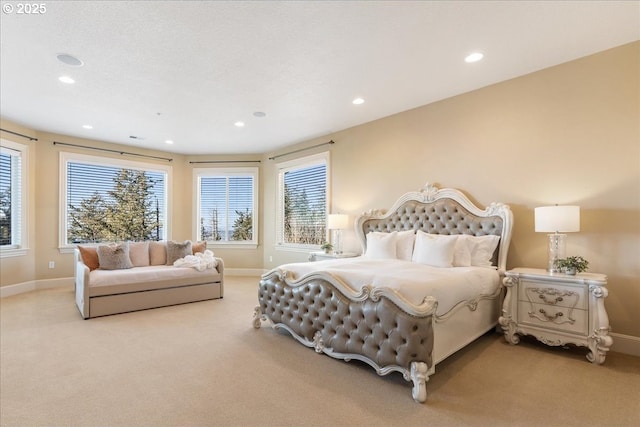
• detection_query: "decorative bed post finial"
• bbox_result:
[420,183,439,202]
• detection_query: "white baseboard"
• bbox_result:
[225,268,265,277]
[610,333,640,357]
[1,280,36,297]
[0,277,72,298]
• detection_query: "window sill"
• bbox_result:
[275,244,321,253]
[208,243,258,250]
[0,247,29,258]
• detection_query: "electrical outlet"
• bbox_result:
[48,261,55,269]
[269,256,273,262]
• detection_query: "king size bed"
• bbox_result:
[253,183,513,402]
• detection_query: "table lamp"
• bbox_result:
[327,214,349,254]
[534,205,580,272]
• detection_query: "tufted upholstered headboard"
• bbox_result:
[354,183,513,273]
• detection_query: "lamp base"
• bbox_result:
[332,229,343,255]
[546,233,566,273]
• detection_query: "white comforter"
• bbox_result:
[277,257,500,315]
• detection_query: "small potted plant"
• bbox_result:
[555,256,589,275]
[320,242,333,254]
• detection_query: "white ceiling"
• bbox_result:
[1,1,638,155]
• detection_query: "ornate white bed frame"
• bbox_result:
[254,183,513,402]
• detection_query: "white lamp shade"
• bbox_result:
[327,214,349,230]
[534,206,580,233]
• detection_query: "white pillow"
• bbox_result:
[364,231,397,259]
[411,231,458,268]
[396,230,416,261]
[452,235,472,267]
[467,235,500,267]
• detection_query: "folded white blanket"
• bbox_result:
[174,249,218,271]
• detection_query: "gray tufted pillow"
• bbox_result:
[166,240,193,265]
[97,242,133,270]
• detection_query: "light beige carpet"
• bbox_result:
[1,276,639,427]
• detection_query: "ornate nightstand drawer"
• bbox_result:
[518,281,587,310]
[499,268,611,364]
[518,301,588,335]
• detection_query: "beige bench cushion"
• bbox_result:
[89,265,221,297]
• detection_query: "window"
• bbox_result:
[60,152,170,248]
[194,167,258,246]
[276,152,329,249]
[0,139,28,257]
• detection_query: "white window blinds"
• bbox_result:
[0,146,22,247]
[64,157,167,244]
[277,153,329,248]
[198,175,255,242]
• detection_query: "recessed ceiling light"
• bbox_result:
[465,52,484,63]
[82,124,93,129]
[58,76,75,84]
[234,121,245,127]
[56,53,84,67]
[253,111,266,118]
[165,140,174,145]
[352,97,365,105]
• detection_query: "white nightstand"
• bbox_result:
[308,251,359,261]
[498,268,612,364]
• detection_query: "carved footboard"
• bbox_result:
[253,268,437,403]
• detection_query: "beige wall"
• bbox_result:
[263,42,640,337]
[1,42,638,337]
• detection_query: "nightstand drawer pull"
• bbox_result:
[539,294,563,304]
[524,287,581,309]
[538,309,563,321]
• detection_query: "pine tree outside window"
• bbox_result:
[194,167,258,246]
[276,152,329,250]
[60,152,170,248]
